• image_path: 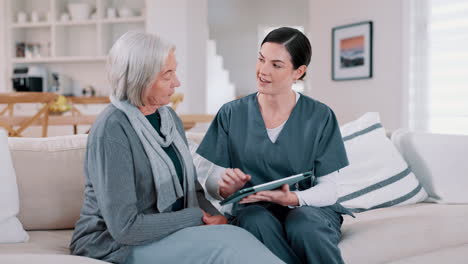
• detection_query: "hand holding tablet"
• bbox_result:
[219,171,314,206]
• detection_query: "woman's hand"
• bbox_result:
[218,168,251,198]
[202,210,228,225]
[239,184,299,206]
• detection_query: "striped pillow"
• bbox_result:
[337,113,428,212]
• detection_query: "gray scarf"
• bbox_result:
[110,96,198,212]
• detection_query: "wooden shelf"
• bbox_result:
[55,20,98,26]
[11,22,52,28]
[10,18,145,28]
[5,0,146,93]
[101,16,145,24]
[12,56,107,64]
[8,1,146,64]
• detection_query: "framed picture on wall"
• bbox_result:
[332,21,373,81]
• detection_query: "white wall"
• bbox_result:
[146,0,208,114]
[0,0,6,92]
[208,0,309,97]
[187,0,208,113]
[308,0,404,131]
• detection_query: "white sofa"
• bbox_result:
[0,129,467,264]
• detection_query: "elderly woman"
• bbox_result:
[69,31,282,264]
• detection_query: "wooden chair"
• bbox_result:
[170,93,184,111]
[179,114,214,130]
[67,96,111,135]
[66,93,185,134]
[0,92,58,137]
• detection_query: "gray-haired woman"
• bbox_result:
[69,31,283,264]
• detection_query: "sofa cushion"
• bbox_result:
[0,254,108,264]
[0,130,29,243]
[391,129,468,204]
[339,203,468,264]
[0,229,110,263]
[0,230,72,255]
[337,113,428,212]
[8,135,88,230]
[388,243,468,264]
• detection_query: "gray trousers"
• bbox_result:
[125,224,284,264]
[230,203,344,264]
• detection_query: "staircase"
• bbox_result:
[206,39,236,114]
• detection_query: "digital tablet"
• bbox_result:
[219,171,313,206]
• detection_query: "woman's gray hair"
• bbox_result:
[107,31,174,106]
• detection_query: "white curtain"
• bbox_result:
[409,0,468,135]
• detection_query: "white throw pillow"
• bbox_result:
[0,130,29,243]
[392,129,468,204]
[8,134,88,230]
[337,113,428,212]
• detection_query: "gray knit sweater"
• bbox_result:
[70,105,219,264]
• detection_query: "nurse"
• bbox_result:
[196,27,353,264]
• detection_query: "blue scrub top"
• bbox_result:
[197,93,352,215]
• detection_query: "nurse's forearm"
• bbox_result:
[293,171,339,207]
[205,164,225,200]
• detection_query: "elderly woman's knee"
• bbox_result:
[215,225,263,246]
[208,225,283,263]
[189,225,269,250]
[206,224,251,239]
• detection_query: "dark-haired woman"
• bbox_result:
[196,27,353,264]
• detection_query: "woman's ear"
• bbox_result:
[294,65,307,80]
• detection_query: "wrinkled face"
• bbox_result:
[142,49,180,106]
[256,42,304,95]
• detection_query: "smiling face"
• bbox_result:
[142,49,180,106]
[256,42,306,95]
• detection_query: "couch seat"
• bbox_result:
[339,203,468,264]
[388,243,468,264]
[0,230,108,263]
[0,254,108,264]
[0,230,73,255]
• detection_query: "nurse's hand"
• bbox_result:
[202,210,228,225]
[239,184,299,206]
[218,168,251,198]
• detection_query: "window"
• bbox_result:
[409,0,468,135]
